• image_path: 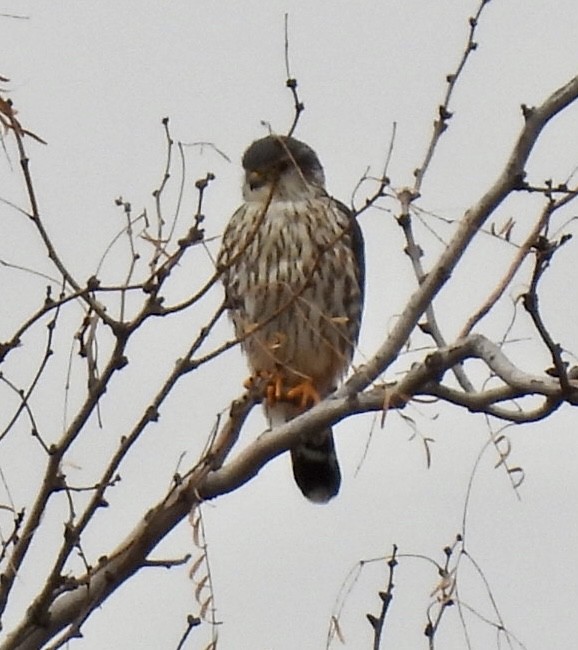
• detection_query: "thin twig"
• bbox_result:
[460,186,578,337]
[284,14,304,137]
[366,544,398,650]
[523,232,573,393]
[175,615,202,650]
[413,0,490,194]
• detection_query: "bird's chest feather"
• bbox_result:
[220,198,359,384]
[223,199,348,298]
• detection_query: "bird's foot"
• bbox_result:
[244,370,285,406]
[244,372,320,410]
[286,379,321,410]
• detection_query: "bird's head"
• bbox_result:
[241,135,326,202]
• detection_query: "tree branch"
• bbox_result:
[344,74,578,397]
[2,330,577,648]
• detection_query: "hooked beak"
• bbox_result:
[246,170,266,190]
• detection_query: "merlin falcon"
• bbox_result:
[217,135,364,502]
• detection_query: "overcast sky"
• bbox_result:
[2,1,578,649]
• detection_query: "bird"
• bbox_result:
[217,135,364,503]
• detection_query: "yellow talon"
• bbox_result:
[286,380,321,410]
[265,373,285,405]
[244,372,321,410]
[245,370,287,406]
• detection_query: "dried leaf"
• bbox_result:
[189,553,206,580]
[494,437,511,468]
[423,437,435,469]
[199,595,213,620]
[194,574,209,602]
[329,615,346,644]
[191,513,203,548]
[508,466,525,489]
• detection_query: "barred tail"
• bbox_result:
[290,427,341,503]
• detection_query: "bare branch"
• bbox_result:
[523,232,573,393]
[284,14,304,137]
[461,187,578,337]
[413,0,491,194]
[345,74,578,397]
[366,544,398,650]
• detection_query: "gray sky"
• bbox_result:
[2,1,578,648]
